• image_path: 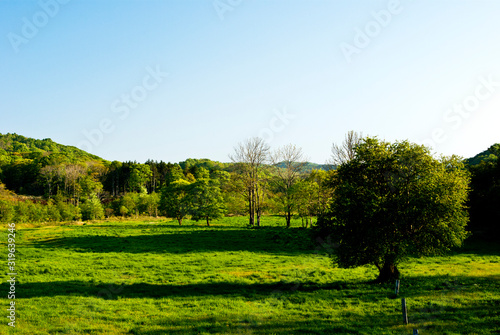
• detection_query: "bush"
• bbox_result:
[0,199,15,223]
[46,200,62,222]
[56,198,81,221]
[80,195,104,221]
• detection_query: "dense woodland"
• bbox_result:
[0,133,498,236]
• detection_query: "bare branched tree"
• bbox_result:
[270,144,307,228]
[229,137,270,226]
[329,130,363,167]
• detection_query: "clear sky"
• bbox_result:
[1,0,499,164]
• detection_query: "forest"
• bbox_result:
[0,132,499,237]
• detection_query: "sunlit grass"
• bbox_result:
[0,217,499,334]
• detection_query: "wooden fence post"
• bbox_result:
[401,298,408,325]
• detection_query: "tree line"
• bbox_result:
[0,134,332,226]
[0,132,499,236]
[2,132,499,283]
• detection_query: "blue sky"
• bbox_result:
[1,0,500,164]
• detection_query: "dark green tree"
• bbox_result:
[129,164,152,193]
[467,144,500,236]
[159,165,193,225]
[190,167,227,226]
[316,138,470,283]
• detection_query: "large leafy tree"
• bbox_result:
[160,165,192,225]
[316,138,470,283]
[190,168,227,226]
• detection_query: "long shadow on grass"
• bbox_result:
[28,227,316,255]
[5,280,381,300]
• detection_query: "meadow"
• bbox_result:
[1,216,499,334]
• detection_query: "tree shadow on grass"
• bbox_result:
[27,227,316,255]
[5,279,382,300]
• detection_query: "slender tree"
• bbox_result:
[270,144,307,228]
[229,137,270,226]
[328,130,363,167]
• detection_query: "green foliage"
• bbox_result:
[190,167,227,226]
[0,199,15,222]
[129,164,152,193]
[80,195,105,221]
[55,195,81,221]
[316,138,471,282]
[466,143,500,166]
[46,199,62,222]
[137,192,160,217]
[159,166,194,224]
[0,194,82,223]
[119,193,139,217]
[78,174,103,200]
[0,133,106,163]
[294,179,319,227]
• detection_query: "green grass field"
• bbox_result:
[1,217,499,334]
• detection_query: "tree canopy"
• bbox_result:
[316,137,471,282]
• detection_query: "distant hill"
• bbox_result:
[0,133,108,195]
[0,133,107,164]
[274,161,333,172]
[303,162,333,172]
[466,143,500,166]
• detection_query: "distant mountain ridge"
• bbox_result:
[274,161,332,172]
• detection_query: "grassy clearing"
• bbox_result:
[1,217,499,334]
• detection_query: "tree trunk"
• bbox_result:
[178,218,182,225]
[256,181,261,227]
[206,216,210,226]
[376,262,400,283]
[248,188,254,226]
[286,205,291,228]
